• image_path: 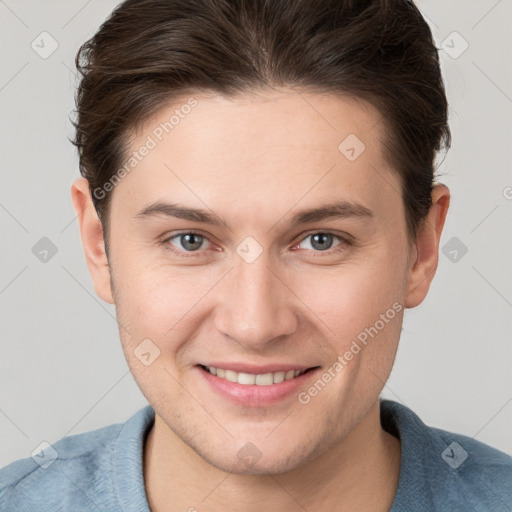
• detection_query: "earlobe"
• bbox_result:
[405,184,450,308]
[70,177,115,304]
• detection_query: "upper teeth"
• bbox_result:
[205,366,307,385]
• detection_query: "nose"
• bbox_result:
[213,252,299,350]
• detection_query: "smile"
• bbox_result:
[199,364,310,386]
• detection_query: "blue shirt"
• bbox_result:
[1,399,511,511]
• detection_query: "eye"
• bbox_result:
[296,232,349,252]
[161,230,352,258]
[167,232,211,252]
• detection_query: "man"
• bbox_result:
[1,0,511,510]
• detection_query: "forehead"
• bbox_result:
[133,88,384,159]
[112,88,402,226]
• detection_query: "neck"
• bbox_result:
[143,400,401,512]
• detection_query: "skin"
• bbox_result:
[71,88,450,511]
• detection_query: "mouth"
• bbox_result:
[195,363,322,406]
[198,364,317,386]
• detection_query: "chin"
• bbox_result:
[197,437,320,476]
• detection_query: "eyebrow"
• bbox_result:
[133,200,373,229]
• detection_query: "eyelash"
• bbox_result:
[160,231,353,258]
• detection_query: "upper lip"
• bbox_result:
[198,362,318,374]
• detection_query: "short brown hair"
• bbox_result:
[71,0,450,257]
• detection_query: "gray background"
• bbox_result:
[1,0,511,468]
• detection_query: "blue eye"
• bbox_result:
[298,231,353,254]
[168,232,209,252]
[161,230,352,258]
[298,232,345,251]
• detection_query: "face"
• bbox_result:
[85,89,418,474]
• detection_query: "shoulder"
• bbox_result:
[381,399,512,511]
[0,405,153,512]
[0,421,122,511]
[428,425,512,504]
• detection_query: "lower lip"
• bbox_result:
[195,365,320,407]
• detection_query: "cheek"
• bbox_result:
[112,266,208,400]
[295,257,404,334]
[113,261,217,349]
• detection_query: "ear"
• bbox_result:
[70,177,114,304]
[405,183,450,308]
